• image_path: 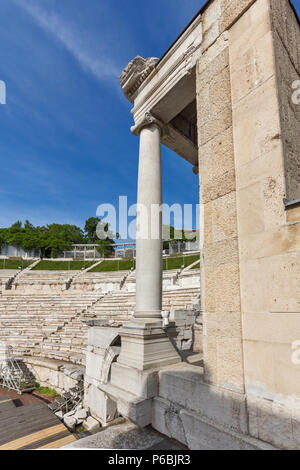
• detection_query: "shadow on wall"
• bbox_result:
[166,311,203,362]
[152,360,300,450]
[102,365,283,450]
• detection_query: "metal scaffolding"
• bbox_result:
[0,346,35,395]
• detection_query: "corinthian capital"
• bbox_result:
[120,56,159,103]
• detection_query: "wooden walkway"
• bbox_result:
[0,396,76,450]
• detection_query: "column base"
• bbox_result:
[117,318,181,371]
[135,310,162,319]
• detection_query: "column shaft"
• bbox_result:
[135,123,162,318]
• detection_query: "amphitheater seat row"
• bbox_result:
[0,270,18,291]
[0,286,200,364]
[15,271,78,285]
[0,293,101,358]
[31,288,200,364]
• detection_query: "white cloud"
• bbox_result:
[13,0,120,82]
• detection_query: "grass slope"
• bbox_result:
[32,260,95,271]
[19,255,200,273]
[163,254,200,271]
[90,259,136,272]
[0,259,32,270]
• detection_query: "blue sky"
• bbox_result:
[0,0,299,233]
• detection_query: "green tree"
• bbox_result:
[42,224,84,258]
[1,221,85,259]
[11,221,22,229]
[24,220,34,230]
[0,229,5,249]
[163,225,175,250]
[0,219,119,259]
[84,217,116,258]
[96,240,115,258]
[84,217,101,243]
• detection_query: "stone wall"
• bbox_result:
[152,363,275,450]
[229,0,300,449]
[197,5,245,393]
[24,357,84,395]
[270,0,300,202]
[195,0,300,449]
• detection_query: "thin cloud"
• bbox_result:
[12,0,120,82]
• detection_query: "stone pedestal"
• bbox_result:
[110,363,158,399]
[117,318,181,371]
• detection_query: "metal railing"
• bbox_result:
[48,382,84,415]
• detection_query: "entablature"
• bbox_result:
[120,12,203,166]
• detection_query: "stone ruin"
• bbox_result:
[1,0,300,450]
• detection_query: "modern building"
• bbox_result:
[0,244,40,259]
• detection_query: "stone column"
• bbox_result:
[135,116,162,318]
[115,113,181,372]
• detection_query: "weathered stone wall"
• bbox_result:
[196,0,300,449]
[270,0,300,202]
[83,322,201,427]
[229,0,300,449]
[197,0,250,394]
[152,363,275,450]
[24,357,84,394]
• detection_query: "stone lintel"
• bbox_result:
[161,123,198,166]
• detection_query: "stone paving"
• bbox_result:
[63,421,187,450]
